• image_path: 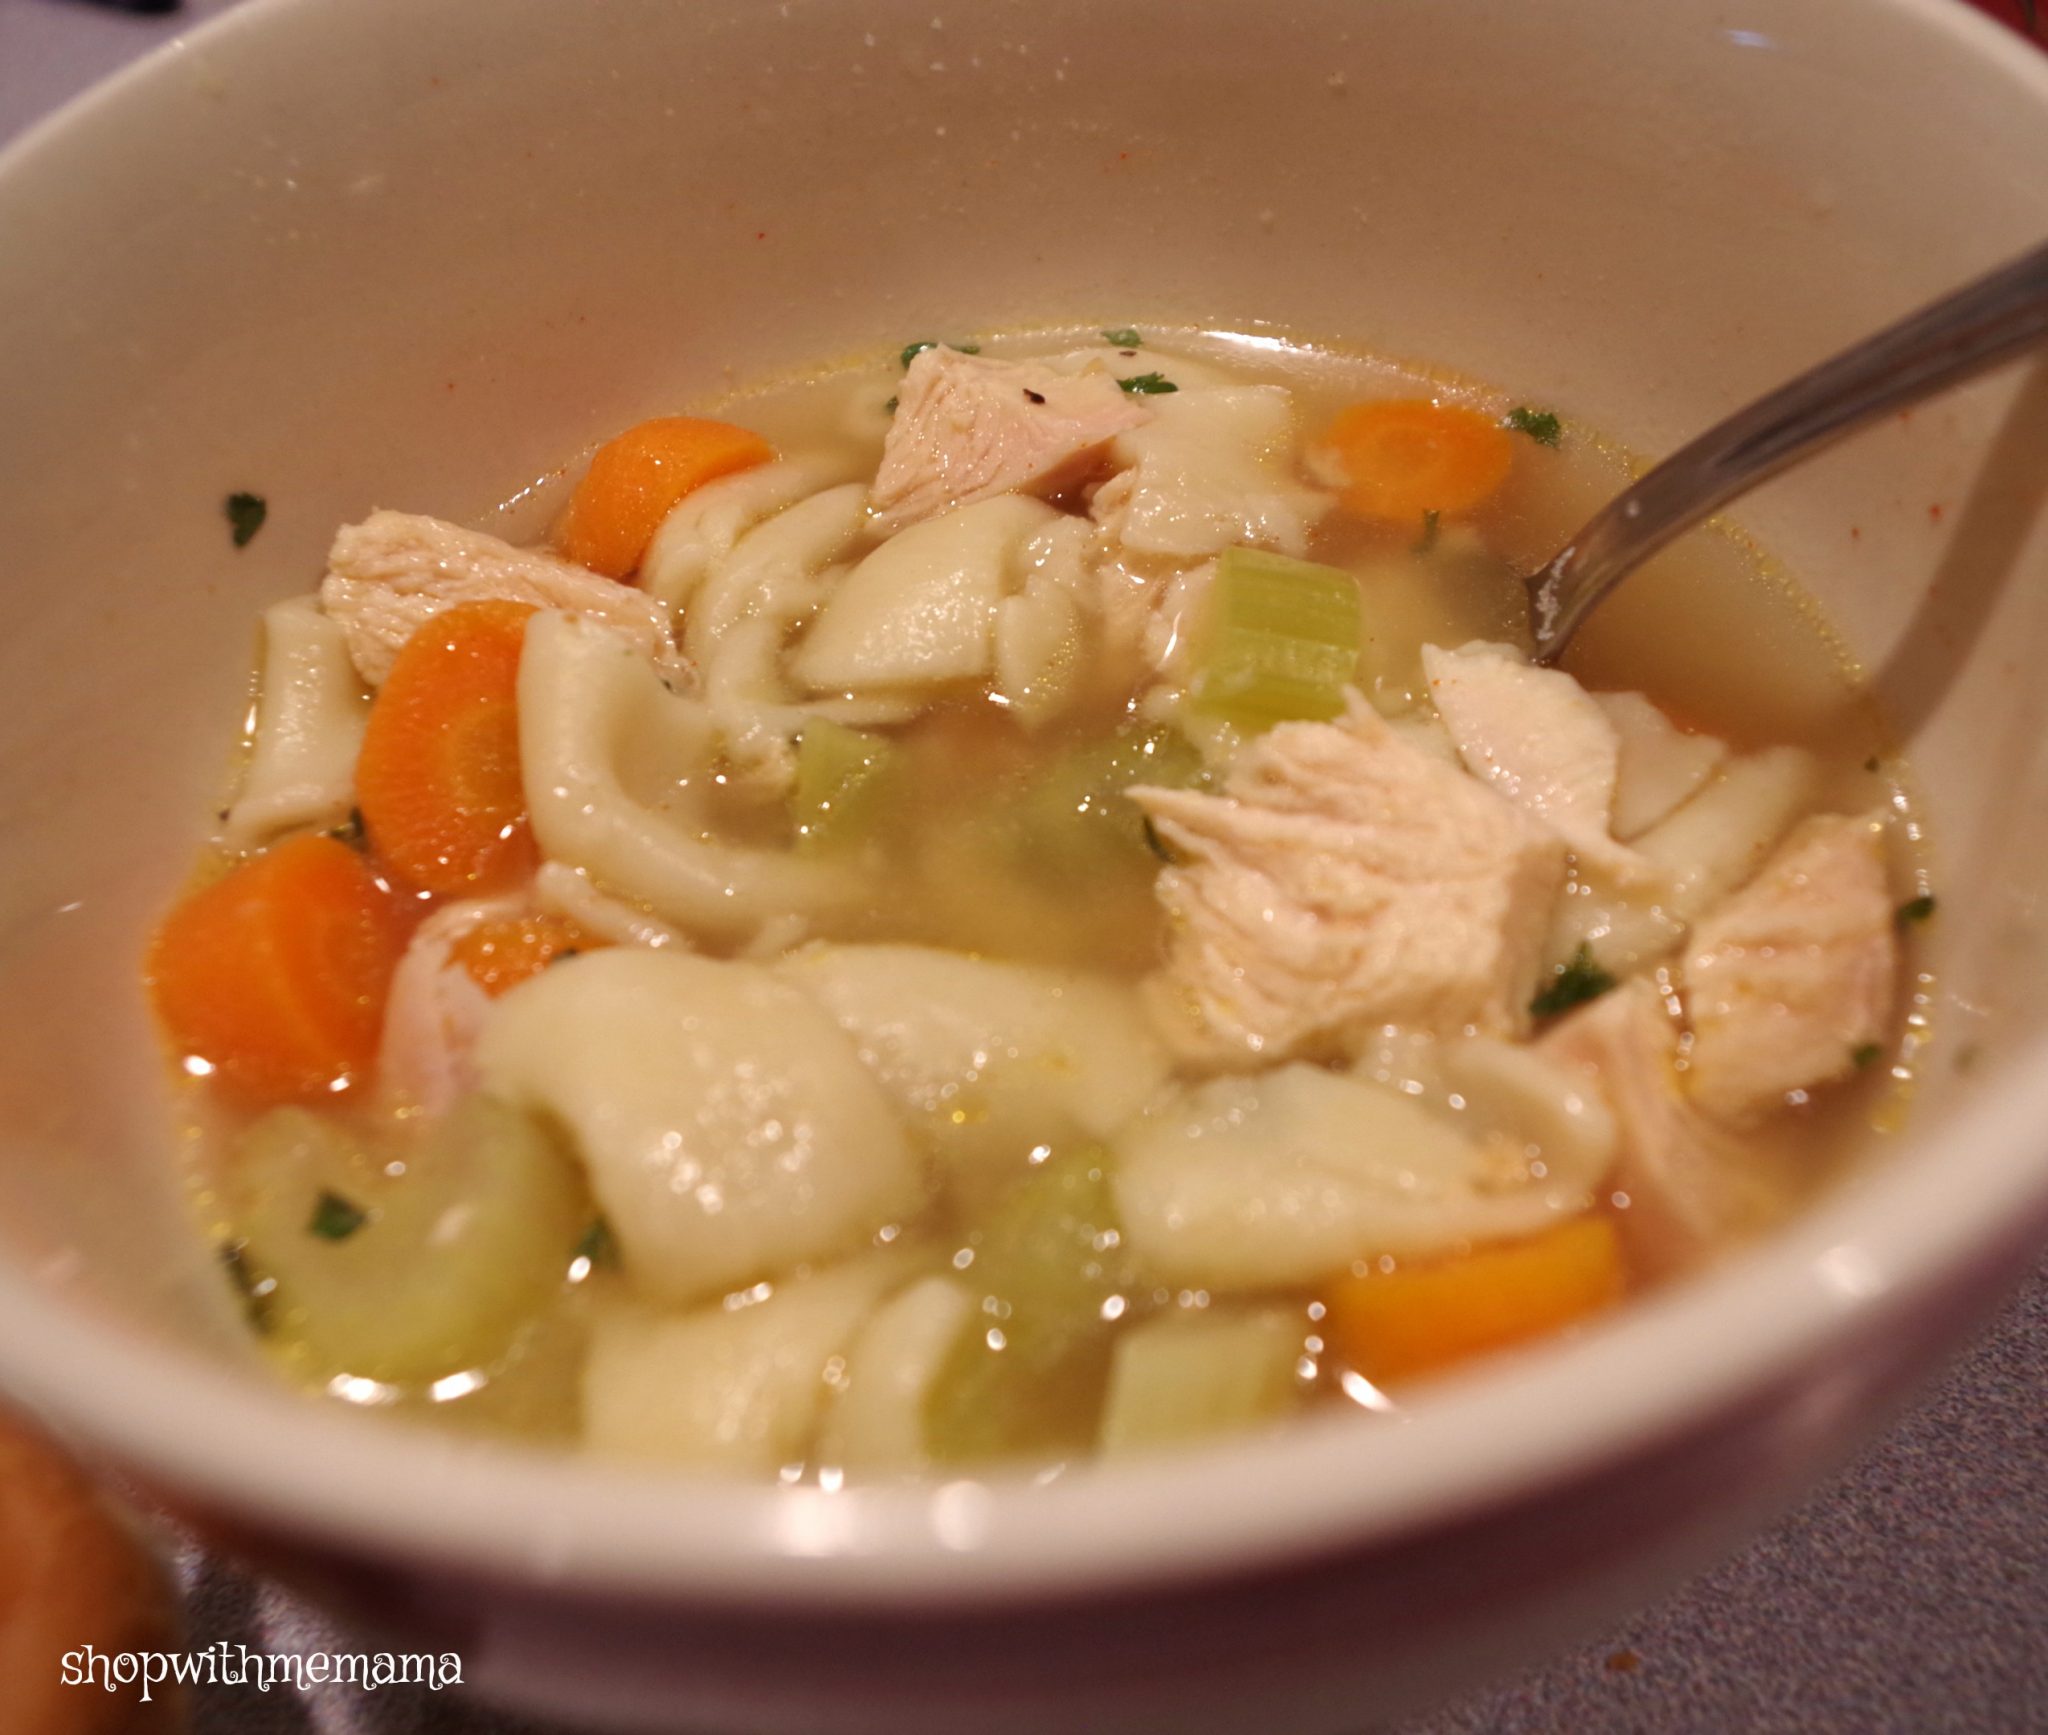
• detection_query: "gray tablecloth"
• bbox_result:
[5,3,2044,1728]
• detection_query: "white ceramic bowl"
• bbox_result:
[2,2,2046,1729]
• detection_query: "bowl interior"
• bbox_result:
[1,0,2046,1597]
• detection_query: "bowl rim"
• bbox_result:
[2,0,2047,1612]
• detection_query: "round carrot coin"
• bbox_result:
[1319,398,1514,523]
[555,416,774,578]
[144,833,410,1102]
[355,599,537,897]
[448,911,602,997]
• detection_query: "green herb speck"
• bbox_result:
[882,395,898,415]
[1118,372,1178,395]
[1505,406,1562,447]
[1530,944,1617,1018]
[1851,1042,1883,1070]
[575,1217,620,1272]
[327,807,366,847]
[1897,894,1937,926]
[308,1190,368,1241]
[226,492,268,548]
[218,1241,275,1333]
[1101,327,1143,349]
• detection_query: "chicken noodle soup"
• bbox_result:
[147,328,1929,1475]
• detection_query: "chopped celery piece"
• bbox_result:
[1099,1309,1306,1456]
[792,719,900,854]
[229,1097,590,1385]
[924,1146,1140,1465]
[1190,546,1363,729]
[1004,724,1203,878]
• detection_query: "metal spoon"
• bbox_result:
[1527,236,2048,664]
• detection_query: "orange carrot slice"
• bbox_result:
[447,912,603,998]
[555,416,775,578]
[355,599,537,898]
[1318,399,1514,524]
[145,834,410,1102]
[1322,1216,1624,1385]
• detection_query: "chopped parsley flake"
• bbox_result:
[1101,327,1143,348]
[218,1242,275,1333]
[1505,406,1562,447]
[308,1190,369,1241]
[1529,944,1617,1018]
[1414,508,1441,554]
[226,492,268,548]
[1851,1042,1883,1070]
[327,807,366,847]
[1897,894,1937,926]
[882,395,898,415]
[575,1217,620,1271]
[1118,372,1178,395]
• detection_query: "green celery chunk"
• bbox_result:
[1190,546,1363,729]
[1098,1309,1307,1456]
[792,719,900,854]
[229,1097,590,1385]
[924,1146,1140,1466]
[1003,724,1203,878]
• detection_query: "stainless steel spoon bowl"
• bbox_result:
[1528,236,2048,663]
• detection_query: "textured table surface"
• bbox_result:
[5,2,2045,1730]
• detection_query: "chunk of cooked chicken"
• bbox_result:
[1541,978,1778,1270]
[1681,811,1897,1125]
[869,348,1152,534]
[1421,642,1643,876]
[376,896,519,1118]
[321,510,673,684]
[1131,695,1567,1061]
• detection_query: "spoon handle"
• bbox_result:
[1528,236,2048,663]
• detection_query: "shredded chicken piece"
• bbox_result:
[869,348,1151,534]
[1681,811,1898,1125]
[1422,641,1647,878]
[377,897,520,1118]
[1131,694,1567,1061]
[1541,978,1778,1270]
[321,510,673,684]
